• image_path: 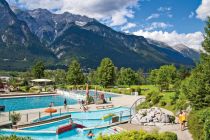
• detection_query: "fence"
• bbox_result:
[0,107,73,125]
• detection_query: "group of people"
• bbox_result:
[79,99,88,112]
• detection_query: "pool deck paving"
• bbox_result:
[0,93,143,125]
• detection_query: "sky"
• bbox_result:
[7,0,210,50]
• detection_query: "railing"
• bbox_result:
[0,107,72,125]
[129,97,145,123]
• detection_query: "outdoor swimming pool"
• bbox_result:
[0,90,119,112]
[0,127,116,140]
[0,95,77,111]
[0,107,130,139]
[25,107,130,131]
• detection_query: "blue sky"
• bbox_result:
[7,0,210,50]
[125,0,204,33]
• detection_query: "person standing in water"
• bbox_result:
[69,114,73,124]
[87,130,94,139]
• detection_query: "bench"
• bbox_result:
[106,104,114,108]
[96,106,105,109]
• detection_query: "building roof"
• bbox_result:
[30,79,52,82]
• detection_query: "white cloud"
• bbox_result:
[133,30,204,50]
[196,0,210,20]
[146,13,160,20]
[144,22,173,31]
[157,7,171,12]
[13,0,139,26]
[167,14,173,18]
[188,12,194,18]
[121,22,136,31]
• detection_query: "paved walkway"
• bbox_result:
[116,122,193,140]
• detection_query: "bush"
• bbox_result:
[0,135,32,140]
[188,108,210,140]
[151,94,161,105]
[160,132,178,140]
[86,95,94,104]
[204,119,210,140]
[10,112,21,125]
[96,130,177,140]
[160,101,167,106]
[136,102,150,110]
[101,113,116,120]
[135,87,141,95]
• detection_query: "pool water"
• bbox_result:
[0,127,117,140]
[0,95,77,111]
[24,107,130,131]
[0,107,130,139]
[37,106,129,121]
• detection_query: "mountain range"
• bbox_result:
[0,0,199,71]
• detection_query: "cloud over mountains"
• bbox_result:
[133,30,203,50]
[196,0,210,20]
[10,0,138,26]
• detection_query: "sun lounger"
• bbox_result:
[106,104,114,108]
[96,105,105,109]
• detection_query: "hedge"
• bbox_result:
[96,130,177,140]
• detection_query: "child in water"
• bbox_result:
[87,130,94,139]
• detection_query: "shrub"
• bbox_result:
[86,95,94,104]
[160,132,178,140]
[136,87,141,95]
[101,113,116,121]
[0,135,32,140]
[151,94,161,105]
[96,130,177,140]
[188,108,210,140]
[136,102,150,110]
[10,112,21,125]
[160,101,167,106]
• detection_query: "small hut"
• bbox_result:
[30,79,54,93]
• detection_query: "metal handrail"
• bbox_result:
[129,97,145,123]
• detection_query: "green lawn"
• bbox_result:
[57,84,178,112]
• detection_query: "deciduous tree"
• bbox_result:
[97,58,115,87]
[31,61,45,79]
[66,59,84,85]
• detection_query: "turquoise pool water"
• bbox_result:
[0,107,129,139]
[0,95,77,111]
[24,107,130,131]
[0,91,119,112]
[0,127,116,140]
[36,106,129,121]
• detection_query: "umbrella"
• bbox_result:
[86,84,89,97]
[45,108,57,117]
[95,86,97,103]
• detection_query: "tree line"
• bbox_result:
[30,58,146,87]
